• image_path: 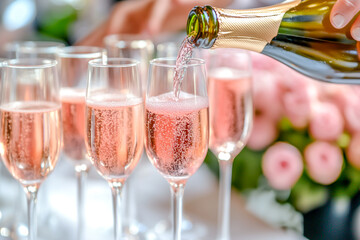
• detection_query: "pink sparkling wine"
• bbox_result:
[85,95,144,183]
[173,37,194,99]
[208,67,253,159]
[145,92,208,183]
[61,88,87,163]
[0,101,62,186]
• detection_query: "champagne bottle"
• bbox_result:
[186,0,360,84]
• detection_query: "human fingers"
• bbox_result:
[107,0,155,35]
[77,0,155,46]
[351,14,360,40]
[330,0,360,29]
[159,2,196,34]
[147,0,172,35]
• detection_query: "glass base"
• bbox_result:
[149,216,208,240]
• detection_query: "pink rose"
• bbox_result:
[309,101,344,141]
[262,142,303,190]
[313,81,343,102]
[344,99,360,133]
[247,114,279,151]
[327,84,353,109]
[346,133,360,170]
[279,71,318,129]
[252,70,283,121]
[319,85,360,133]
[304,141,343,185]
[326,85,360,133]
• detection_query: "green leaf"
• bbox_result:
[232,147,263,190]
[331,165,360,198]
[337,132,351,149]
[278,129,312,152]
[289,175,328,213]
[37,5,77,40]
[205,147,264,191]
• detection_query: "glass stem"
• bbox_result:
[170,182,185,240]
[217,160,233,240]
[122,178,135,229]
[75,165,89,240]
[24,185,39,240]
[111,183,124,240]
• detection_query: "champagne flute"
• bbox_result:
[104,33,154,237]
[0,59,62,240]
[85,58,144,240]
[56,46,106,240]
[0,58,15,239]
[206,49,253,240]
[3,41,64,239]
[145,58,209,240]
[154,42,208,239]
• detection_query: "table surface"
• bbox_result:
[0,154,306,240]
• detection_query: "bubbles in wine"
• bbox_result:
[85,95,143,181]
[145,92,208,180]
[0,101,61,185]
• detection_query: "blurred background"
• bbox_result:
[0,0,112,53]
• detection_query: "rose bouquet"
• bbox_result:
[204,52,360,233]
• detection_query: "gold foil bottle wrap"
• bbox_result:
[213,0,301,52]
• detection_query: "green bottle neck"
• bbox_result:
[186,1,301,51]
[186,5,219,49]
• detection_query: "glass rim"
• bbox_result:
[57,46,105,58]
[104,34,154,49]
[2,59,58,69]
[88,58,140,68]
[104,33,153,42]
[156,41,178,50]
[150,57,205,68]
[0,58,7,67]
[4,41,65,54]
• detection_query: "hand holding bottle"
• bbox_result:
[331,0,360,40]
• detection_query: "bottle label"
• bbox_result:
[213,0,301,52]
